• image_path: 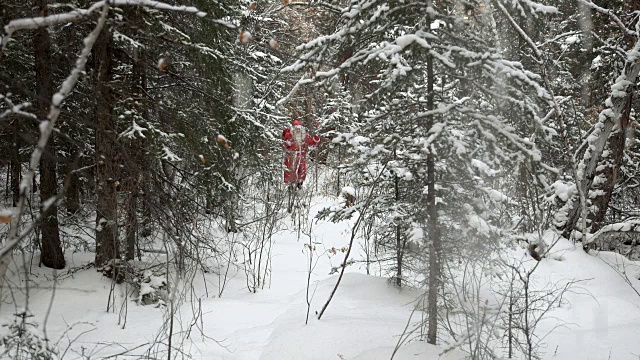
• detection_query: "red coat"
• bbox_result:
[283,128,320,184]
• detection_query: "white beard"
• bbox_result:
[292,127,306,146]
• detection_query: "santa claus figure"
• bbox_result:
[282,119,320,189]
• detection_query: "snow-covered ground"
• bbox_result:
[531,239,640,359]
[1,195,640,359]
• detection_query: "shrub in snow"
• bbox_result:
[134,269,168,306]
[528,239,547,261]
[339,187,356,207]
[0,311,59,360]
[97,259,125,284]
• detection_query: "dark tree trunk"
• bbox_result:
[11,119,20,207]
[66,168,80,214]
[64,144,81,215]
[125,44,145,261]
[394,150,403,288]
[4,164,8,203]
[426,36,440,345]
[94,27,120,268]
[395,220,403,287]
[140,170,153,238]
[125,190,137,261]
[426,151,440,345]
[35,0,65,269]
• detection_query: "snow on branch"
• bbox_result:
[3,1,105,34]
[517,0,558,15]
[0,95,38,121]
[0,5,110,263]
[491,0,542,60]
[584,219,640,245]
[495,0,558,18]
[577,0,638,37]
[1,0,206,55]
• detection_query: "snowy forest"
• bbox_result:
[1,0,640,358]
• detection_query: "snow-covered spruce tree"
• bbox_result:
[312,83,359,196]
[0,0,291,280]
[107,0,292,290]
[483,0,640,256]
[288,0,560,348]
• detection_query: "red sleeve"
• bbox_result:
[283,129,293,150]
[306,134,320,146]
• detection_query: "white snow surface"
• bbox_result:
[1,197,640,359]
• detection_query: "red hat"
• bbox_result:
[292,119,302,126]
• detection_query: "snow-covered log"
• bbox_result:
[584,219,640,246]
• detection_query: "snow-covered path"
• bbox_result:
[0,196,456,359]
[188,197,449,359]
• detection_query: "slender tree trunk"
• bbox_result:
[4,164,8,203]
[65,146,82,215]
[125,190,137,261]
[426,33,440,345]
[140,170,152,238]
[395,226,402,286]
[11,119,20,207]
[577,1,593,109]
[125,44,145,261]
[66,166,80,214]
[394,151,403,287]
[35,0,65,269]
[426,150,440,345]
[94,27,120,268]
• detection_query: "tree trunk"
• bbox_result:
[35,0,65,269]
[94,27,120,268]
[125,190,137,261]
[125,44,145,261]
[394,150,403,288]
[587,93,633,232]
[559,59,640,238]
[426,150,440,345]
[66,167,80,214]
[426,29,440,345]
[11,119,20,207]
[577,1,593,108]
[4,164,8,203]
[140,170,153,238]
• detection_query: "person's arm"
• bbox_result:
[283,129,293,148]
[306,133,320,146]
